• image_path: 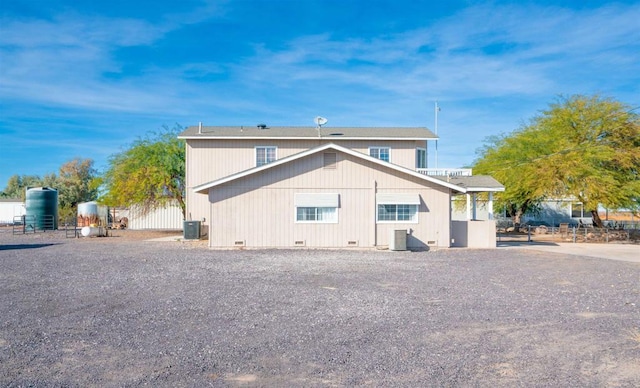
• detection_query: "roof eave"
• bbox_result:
[179,136,437,141]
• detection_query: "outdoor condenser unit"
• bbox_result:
[183,220,201,240]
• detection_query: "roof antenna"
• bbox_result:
[314,116,328,137]
[434,102,440,169]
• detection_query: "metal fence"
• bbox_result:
[12,214,55,234]
[62,217,80,238]
[496,219,639,244]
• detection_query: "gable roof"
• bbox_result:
[193,143,465,194]
[179,126,437,140]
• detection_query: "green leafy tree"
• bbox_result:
[474,95,640,227]
[101,125,186,218]
[1,175,44,200]
[56,158,99,220]
[1,159,98,222]
[474,131,547,224]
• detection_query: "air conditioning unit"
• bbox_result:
[389,229,407,251]
[183,220,201,240]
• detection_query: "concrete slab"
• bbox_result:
[499,242,640,263]
[144,235,184,242]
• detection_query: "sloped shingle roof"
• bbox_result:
[432,175,505,192]
[179,126,437,140]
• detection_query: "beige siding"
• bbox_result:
[207,151,449,248]
[451,220,497,248]
[128,203,184,230]
[187,138,426,223]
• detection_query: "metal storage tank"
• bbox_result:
[25,187,58,230]
[77,201,99,227]
[77,201,109,227]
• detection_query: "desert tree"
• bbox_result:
[474,95,640,227]
[56,158,99,219]
[1,175,43,200]
[100,125,186,218]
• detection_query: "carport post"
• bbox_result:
[527,225,532,243]
[572,227,576,243]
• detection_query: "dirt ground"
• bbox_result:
[0,226,183,241]
[1,230,639,387]
[101,228,184,241]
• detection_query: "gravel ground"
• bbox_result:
[1,230,639,387]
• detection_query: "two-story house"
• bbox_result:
[178,125,503,249]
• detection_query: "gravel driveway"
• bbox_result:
[1,231,639,387]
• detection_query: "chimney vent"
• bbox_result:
[257,123,267,129]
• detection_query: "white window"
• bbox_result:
[296,207,337,222]
[256,146,277,166]
[416,148,427,168]
[376,193,420,223]
[295,193,339,223]
[369,147,390,162]
[571,202,584,218]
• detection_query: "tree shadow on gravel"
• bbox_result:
[0,243,58,251]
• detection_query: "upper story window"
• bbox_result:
[369,147,390,162]
[416,148,427,169]
[256,146,277,167]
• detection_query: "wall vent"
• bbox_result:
[347,240,358,246]
[234,240,245,246]
[294,240,306,246]
[427,240,436,245]
[323,152,337,169]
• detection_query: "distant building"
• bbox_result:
[0,198,25,226]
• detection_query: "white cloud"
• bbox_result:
[2,1,638,121]
[234,2,640,105]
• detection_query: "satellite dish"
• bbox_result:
[314,116,328,127]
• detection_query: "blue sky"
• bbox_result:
[1,0,639,190]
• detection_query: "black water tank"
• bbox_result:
[25,187,58,230]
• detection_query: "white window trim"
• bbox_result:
[255,146,277,167]
[416,147,427,169]
[376,204,419,224]
[376,193,420,224]
[368,146,391,162]
[295,207,338,223]
[571,202,584,218]
[294,193,339,223]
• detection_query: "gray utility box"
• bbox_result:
[183,220,201,240]
[389,229,407,251]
